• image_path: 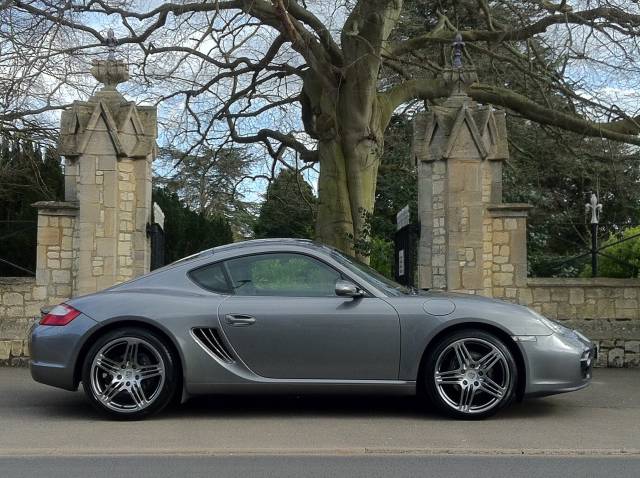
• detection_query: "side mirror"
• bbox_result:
[335,279,364,298]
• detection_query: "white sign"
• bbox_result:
[398,249,405,276]
[396,205,410,231]
[153,202,165,230]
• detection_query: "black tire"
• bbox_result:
[424,329,518,419]
[81,327,179,420]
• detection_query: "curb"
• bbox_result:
[1,447,639,458]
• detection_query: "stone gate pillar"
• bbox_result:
[36,58,157,298]
[413,72,528,295]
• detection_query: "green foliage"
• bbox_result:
[504,117,640,277]
[369,237,394,279]
[254,169,316,239]
[580,227,640,278]
[155,146,257,239]
[0,136,63,276]
[152,187,233,264]
[345,115,416,279]
[371,115,417,241]
[247,255,337,295]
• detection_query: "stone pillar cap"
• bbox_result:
[90,59,129,92]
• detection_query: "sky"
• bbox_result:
[8,0,640,207]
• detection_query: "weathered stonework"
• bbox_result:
[414,91,512,294]
[504,279,640,368]
[58,59,156,295]
[0,278,38,366]
[0,58,157,365]
[414,87,640,368]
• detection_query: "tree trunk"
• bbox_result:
[314,117,385,262]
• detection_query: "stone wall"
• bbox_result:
[414,85,640,368]
[0,278,39,366]
[0,57,156,367]
[519,279,640,368]
[34,202,77,303]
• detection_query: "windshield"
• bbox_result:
[329,249,413,296]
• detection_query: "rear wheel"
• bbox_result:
[424,329,517,419]
[82,327,178,420]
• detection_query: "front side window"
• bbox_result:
[224,253,342,297]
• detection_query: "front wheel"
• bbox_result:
[424,329,518,419]
[82,327,178,420]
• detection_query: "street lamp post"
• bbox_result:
[585,193,603,277]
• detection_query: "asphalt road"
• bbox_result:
[1,455,640,478]
[0,367,639,456]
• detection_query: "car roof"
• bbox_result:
[214,238,325,252]
[170,238,330,266]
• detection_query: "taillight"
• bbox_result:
[40,304,81,326]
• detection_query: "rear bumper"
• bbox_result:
[521,330,595,398]
[30,313,98,391]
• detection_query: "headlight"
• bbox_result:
[528,308,572,335]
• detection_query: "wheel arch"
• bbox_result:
[416,321,527,401]
[73,317,185,395]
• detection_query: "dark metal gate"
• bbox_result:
[147,223,165,271]
[394,205,418,287]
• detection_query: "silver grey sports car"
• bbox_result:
[30,238,595,420]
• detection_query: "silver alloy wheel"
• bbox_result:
[90,337,166,413]
[434,337,510,415]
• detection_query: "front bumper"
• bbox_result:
[520,330,596,398]
[30,313,98,391]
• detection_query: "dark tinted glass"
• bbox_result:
[190,262,232,293]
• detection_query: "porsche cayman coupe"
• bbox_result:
[31,239,595,419]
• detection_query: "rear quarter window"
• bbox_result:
[189,262,232,294]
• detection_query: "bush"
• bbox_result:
[369,237,395,279]
[580,226,640,278]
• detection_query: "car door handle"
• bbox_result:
[225,314,256,326]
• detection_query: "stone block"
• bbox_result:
[98,156,116,171]
[615,298,638,310]
[518,288,533,305]
[608,348,624,368]
[551,289,569,302]
[625,341,640,354]
[2,292,24,306]
[10,340,23,357]
[32,286,47,301]
[38,227,60,246]
[55,285,71,297]
[596,299,614,318]
[504,218,518,230]
[493,232,509,244]
[569,288,585,305]
[532,288,550,302]
[626,354,640,368]
[493,272,514,287]
[0,341,10,360]
[5,306,24,317]
[25,304,42,317]
[541,301,558,318]
[52,270,71,284]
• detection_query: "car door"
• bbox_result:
[215,252,400,380]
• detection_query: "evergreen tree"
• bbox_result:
[152,187,233,264]
[0,136,64,276]
[254,170,316,239]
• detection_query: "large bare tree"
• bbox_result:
[2,0,640,257]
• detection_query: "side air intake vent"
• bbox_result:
[192,328,234,363]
